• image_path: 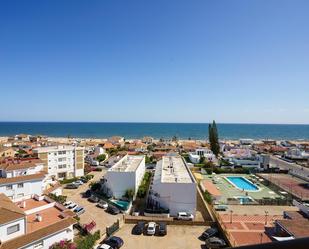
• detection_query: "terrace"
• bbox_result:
[202,174,283,205]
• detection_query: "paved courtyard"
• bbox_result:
[63,170,123,234]
[108,224,208,249]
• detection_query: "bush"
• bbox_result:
[48,193,67,204]
[50,240,76,249]
[90,182,101,192]
[203,190,213,204]
[205,168,213,175]
[137,172,152,198]
[85,174,94,180]
[124,188,134,200]
[60,177,78,184]
[76,230,100,249]
[96,154,106,162]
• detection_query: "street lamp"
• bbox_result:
[230,210,233,224]
[265,211,269,225]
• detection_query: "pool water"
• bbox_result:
[236,196,253,204]
[111,200,130,210]
[226,176,259,191]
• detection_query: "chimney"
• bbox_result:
[36,214,42,222]
[21,201,26,208]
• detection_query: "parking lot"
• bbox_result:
[111,224,208,249]
[62,170,123,232]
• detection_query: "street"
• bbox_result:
[270,156,309,180]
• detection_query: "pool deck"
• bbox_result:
[203,174,281,204]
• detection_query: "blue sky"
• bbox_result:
[0,0,308,124]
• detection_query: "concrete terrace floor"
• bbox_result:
[203,174,282,204]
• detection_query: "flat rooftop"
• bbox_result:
[26,206,63,233]
[17,198,49,211]
[109,155,144,172]
[33,145,83,153]
[161,156,194,184]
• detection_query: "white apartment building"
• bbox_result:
[0,158,46,201]
[103,155,145,199]
[150,156,197,216]
[33,145,84,179]
[0,194,76,249]
[189,148,215,164]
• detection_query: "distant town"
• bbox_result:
[0,131,309,249]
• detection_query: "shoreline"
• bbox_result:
[1,135,309,144]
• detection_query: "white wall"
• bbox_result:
[105,171,136,198]
[105,156,145,199]
[0,179,43,201]
[22,225,74,249]
[0,218,26,242]
[152,182,196,216]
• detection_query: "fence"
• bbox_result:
[106,219,120,237]
[257,174,309,201]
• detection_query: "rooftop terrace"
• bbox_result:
[161,156,194,184]
[109,155,144,172]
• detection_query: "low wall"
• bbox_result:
[124,214,213,226]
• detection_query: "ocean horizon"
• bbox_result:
[0,122,309,140]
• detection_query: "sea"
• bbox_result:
[0,122,308,140]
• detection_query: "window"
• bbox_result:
[17,183,24,188]
[33,241,44,249]
[58,164,66,169]
[58,157,67,162]
[6,185,13,190]
[58,172,66,178]
[7,224,20,235]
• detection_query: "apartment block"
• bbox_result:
[150,155,197,216]
[103,155,145,199]
[33,145,84,179]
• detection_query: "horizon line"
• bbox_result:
[0,121,309,125]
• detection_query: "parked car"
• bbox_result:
[132,221,145,235]
[65,183,78,189]
[201,227,218,240]
[205,237,226,248]
[147,222,156,235]
[157,222,167,236]
[83,190,92,198]
[74,206,85,216]
[106,205,120,215]
[68,203,78,210]
[80,177,89,183]
[64,201,73,207]
[88,195,99,203]
[97,200,108,209]
[177,212,194,221]
[104,236,124,249]
[96,244,113,249]
[73,180,84,186]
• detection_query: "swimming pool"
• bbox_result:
[111,200,131,210]
[226,176,259,191]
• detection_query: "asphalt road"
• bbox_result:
[270,156,309,180]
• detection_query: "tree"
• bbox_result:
[96,154,106,162]
[124,188,134,200]
[209,120,220,156]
